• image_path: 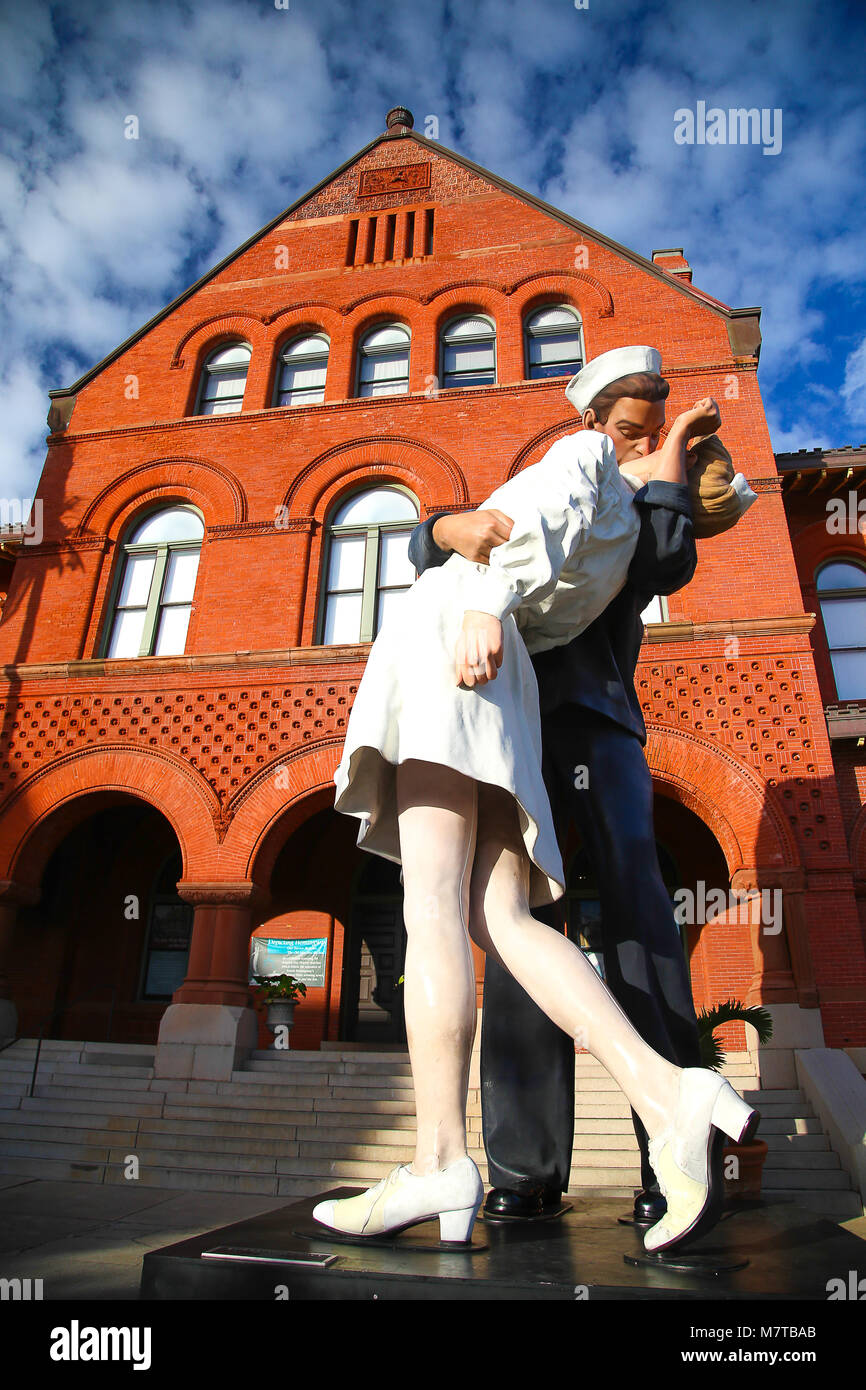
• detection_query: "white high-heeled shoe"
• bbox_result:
[312,1153,484,1244]
[644,1068,759,1254]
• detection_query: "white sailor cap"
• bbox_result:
[565,345,663,413]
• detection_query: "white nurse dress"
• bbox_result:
[332,429,642,906]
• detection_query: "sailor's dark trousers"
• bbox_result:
[480,706,702,1194]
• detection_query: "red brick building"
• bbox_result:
[0,106,863,1084]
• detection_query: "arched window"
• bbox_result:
[816,560,866,700]
[275,334,329,406]
[320,485,419,644]
[105,506,204,658]
[357,324,411,398]
[440,315,496,389]
[195,342,251,415]
[524,304,583,380]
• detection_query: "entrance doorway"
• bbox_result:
[342,856,407,1044]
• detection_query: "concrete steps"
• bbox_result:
[0,1039,861,1216]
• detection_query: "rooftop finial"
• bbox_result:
[385,106,414,135]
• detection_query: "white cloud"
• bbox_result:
[841,337,866,428]
[1,0,864,496]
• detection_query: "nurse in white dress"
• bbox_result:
[313,348,758,1253]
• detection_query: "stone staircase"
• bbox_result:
[0,1038,861,1218]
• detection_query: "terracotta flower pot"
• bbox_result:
[722,1138,768,1199]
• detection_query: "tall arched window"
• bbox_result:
[320,485,419,644]
[105,506,204,658]
[357,324,411,398]
[440,315,496,389]
[275,334,329,406]
[816,560,866,700]
[524,305,583,379]
[195,342,251,415]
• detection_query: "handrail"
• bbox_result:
[27,989,118,1099]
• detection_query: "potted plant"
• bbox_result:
[696,998,773,1199]
[253,973,307,1047]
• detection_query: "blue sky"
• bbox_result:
[1,0,865,507]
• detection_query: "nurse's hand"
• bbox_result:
[456,611,504,687]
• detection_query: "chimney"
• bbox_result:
[652,248,693,283]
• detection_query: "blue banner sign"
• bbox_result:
[250,936,328,987]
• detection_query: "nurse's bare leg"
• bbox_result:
[396,758,479,1175]
[468,786,678,1140]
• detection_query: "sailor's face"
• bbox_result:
[597,397,666,464]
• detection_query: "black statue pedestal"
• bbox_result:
[140,1190,864,1301]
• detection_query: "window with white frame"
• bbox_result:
[816,560,866,700]
[640,595,669,624]
[105,507,204,658]
[524,305,583,380]
[195,343,251,415]
[275,334,329,406]
[440,315,496,389]
[320,486,419,645]
[357,324,411,398]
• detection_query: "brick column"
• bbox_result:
[173,881,268,1006]
[154,881,269,1080]
[412,208,427,258]
[395,210,411,260]
[373,215,390,264]
[734,866,824,1087]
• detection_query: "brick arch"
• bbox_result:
[222,741,342,886]
[169,313,268,369]
[427,287,507,336]
[78,457,247,535]
[505,418,581,479]
[506,269,614,318]
[645,723,800,874]
[264,301,344,328]
[789,519,866,702]
[850,804,866,883]
[789,515,866,589]
[0,745,221,897]
[423,280,507,307]
[342,290,426,316]
[282,436,468,516]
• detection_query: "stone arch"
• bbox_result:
[77,456,247,536]
[282,435,468,516]
[0,745,221,897]
[645,722,801,874]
